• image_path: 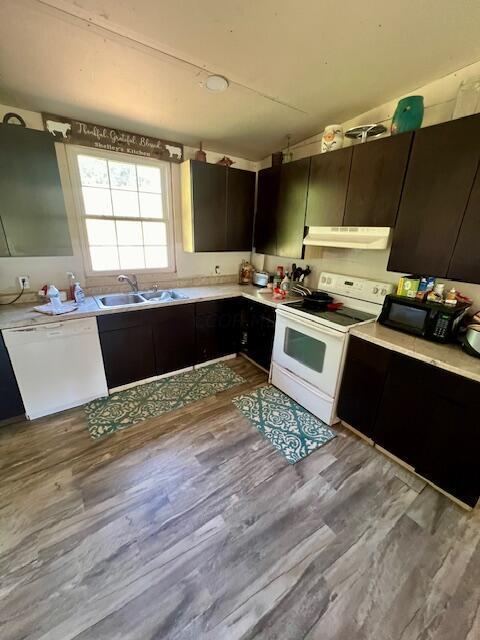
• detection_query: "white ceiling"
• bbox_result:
[1,0,480,159]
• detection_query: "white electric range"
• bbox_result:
[271,272,394,425]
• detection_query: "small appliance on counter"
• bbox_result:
[462,311,480,358]
[252,270,270,287]
[378,294,470,343]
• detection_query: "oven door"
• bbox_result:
[272,310,346,398]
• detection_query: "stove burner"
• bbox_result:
[285,300,376,327]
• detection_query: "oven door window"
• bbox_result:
[283,328,327,373]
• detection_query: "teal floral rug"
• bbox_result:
[85,362,245,440]
[232,385,336,464]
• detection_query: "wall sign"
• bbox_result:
[41,113,183,163]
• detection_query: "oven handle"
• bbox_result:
[277,310,345,339]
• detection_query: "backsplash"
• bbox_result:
[85,273,238,296]
[257,247,480,309]
[0,273,238,305]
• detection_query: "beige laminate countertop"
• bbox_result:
[350,322,480,383]
[0,284,300,330]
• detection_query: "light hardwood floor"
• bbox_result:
[0,357,479,640]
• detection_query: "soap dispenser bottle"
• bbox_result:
[47,285,63,313]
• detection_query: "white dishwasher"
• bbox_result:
[2,317,108,419]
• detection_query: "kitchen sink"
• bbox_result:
[96,289,189,309]
[140,289,188,301]
[97,293,146,308]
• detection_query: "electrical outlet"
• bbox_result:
[17,275,30,289]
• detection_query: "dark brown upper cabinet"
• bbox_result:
[254,166,280,255]
[181,160,255,252]
[0,218,9,257]
[306,147,352,227]
[447,164,480,284]
[276,157,310,258]
[388,115,480,276]
[0,124,72,257]
[226,166,256,251]
[254,158,310,258]
[344,132,413,227]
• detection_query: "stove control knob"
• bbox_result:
[327,277,332,284]
[373,286,379,294]
[321,276,326,283]
[381,287,387,295]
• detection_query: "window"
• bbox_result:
[71,148,175,273]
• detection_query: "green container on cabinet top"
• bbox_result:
[391,96,424,134]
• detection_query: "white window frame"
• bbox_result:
[67,145,176,276]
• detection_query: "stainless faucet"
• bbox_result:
[118,274,139,292]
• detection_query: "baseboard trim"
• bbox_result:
[339,425,476,511]
[195,353,237,369]
[109,366,194,393]
[340,421,374,446]
[375,444,474,512]
[239,352,270,375]
[109,355,239,393]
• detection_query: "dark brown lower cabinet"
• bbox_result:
[338,336,480,507]
[0,332,24,422]
[240,300,276,370]
[98,323,156,389]
[373,353,427,468]
[195,298,242,364]
[405,361,480,507]
[97,305,195,388]
[152,305,195,375]
[336,336,392,439]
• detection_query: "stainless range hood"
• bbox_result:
[303,226,391,250]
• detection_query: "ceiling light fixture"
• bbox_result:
[205,74,229,92]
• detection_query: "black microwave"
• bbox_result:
[378,294,470,343]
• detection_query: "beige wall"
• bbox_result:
[0,104,254,296]
[253,59,480,307]
[3,56,480,304]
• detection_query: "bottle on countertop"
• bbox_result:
[73,282,85,304]
[445,288,458,305]
[67,272,76,300]
[427,282,445,303]
[47,284,63,313]
[273,266,284,288]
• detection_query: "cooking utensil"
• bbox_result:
[327,302,344,311]
[291,283,311,296]
[302,291,334,310]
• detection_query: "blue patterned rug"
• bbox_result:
[85,362,245,440]
[232,385,336,464]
